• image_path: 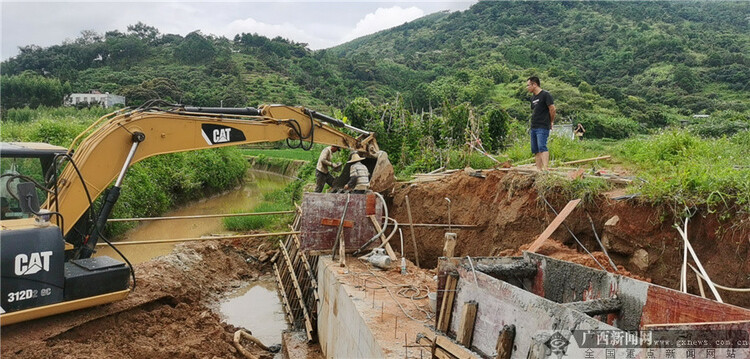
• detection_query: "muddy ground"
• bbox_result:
[1,238,281,359]
[387,170,750,308]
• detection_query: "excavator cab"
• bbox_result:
[0,142,66,220]
[1,142,131,325]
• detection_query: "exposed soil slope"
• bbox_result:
[387,170,750,308]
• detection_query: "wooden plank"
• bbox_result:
[369,215,397,261]
[641,285,750,326]
[436,275,453,332]
[416,333,438,359]
[273,263,295,326]
[527,199,581,253]
[292,234,319,290]
[434,347,457,359]
[443,232,457,258]
[435,335,480,359]
[438,274,459,333]
[456,301,478,348]
[279,239,314,341]
[290,234,319,302]
[495,325,516,359]
[277,248,302,326]
[321,218,354,227]
[560,155,611,166]
[405,195,421,267]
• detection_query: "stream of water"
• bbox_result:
[96,168,294,345]
[95,169,291,264]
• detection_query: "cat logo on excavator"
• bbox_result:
[14,251,53,276]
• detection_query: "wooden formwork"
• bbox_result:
[273,208,319,342]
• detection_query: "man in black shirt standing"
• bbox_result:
[526,76,556,171]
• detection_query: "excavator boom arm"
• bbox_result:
[44,105,380,237]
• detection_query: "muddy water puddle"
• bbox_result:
[96,170,291,264]
[219,279,289,346]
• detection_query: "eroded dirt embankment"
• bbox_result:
[387,170,750,308]
[1,238,280,359]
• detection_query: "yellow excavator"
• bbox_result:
[0,102,394,325]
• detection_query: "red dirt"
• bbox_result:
[388,170,750,308]
[1,238,281,359]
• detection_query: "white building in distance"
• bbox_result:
[65,91,125,108]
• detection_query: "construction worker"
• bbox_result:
[315,145,341,193]
[344,153,370,193]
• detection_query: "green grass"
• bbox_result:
[615,130,750,213]
[223,200,294,231]
[424,126,750,215]
[222,161,316,232]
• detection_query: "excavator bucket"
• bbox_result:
[368,151,395,193]
[333,151,394,193]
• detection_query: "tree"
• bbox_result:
[127,22,160,43]
[174,31,216,65]
[0,71,66,109]
[483,106,511,151]
[673,64,699,93]
[343,97,377,129]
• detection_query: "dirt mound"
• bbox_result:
[388,170,750,308]
[1,238,279,359]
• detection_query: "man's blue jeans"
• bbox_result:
[530,128,550,154]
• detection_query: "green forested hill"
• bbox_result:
[329,1,749,121]
[2,2,750,214]
[2,2,748,132]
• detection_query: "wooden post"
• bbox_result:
[495,325,516,359]
[527,199,581,253]
[437,273,459,333]
[456,301,478,347]
[443,232,457,258]
[405,195,421,267]
[560,155,611,166]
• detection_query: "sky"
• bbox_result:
[1,1,477,60]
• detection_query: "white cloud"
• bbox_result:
[341,6,424,43]
[215,17,336,49]
[2,2,475,59]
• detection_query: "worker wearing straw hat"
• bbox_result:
[344,153,370,193]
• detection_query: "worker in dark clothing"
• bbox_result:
[526,76,556,171]
[344,153,370,194]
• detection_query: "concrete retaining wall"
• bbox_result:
[316,256,386,358]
